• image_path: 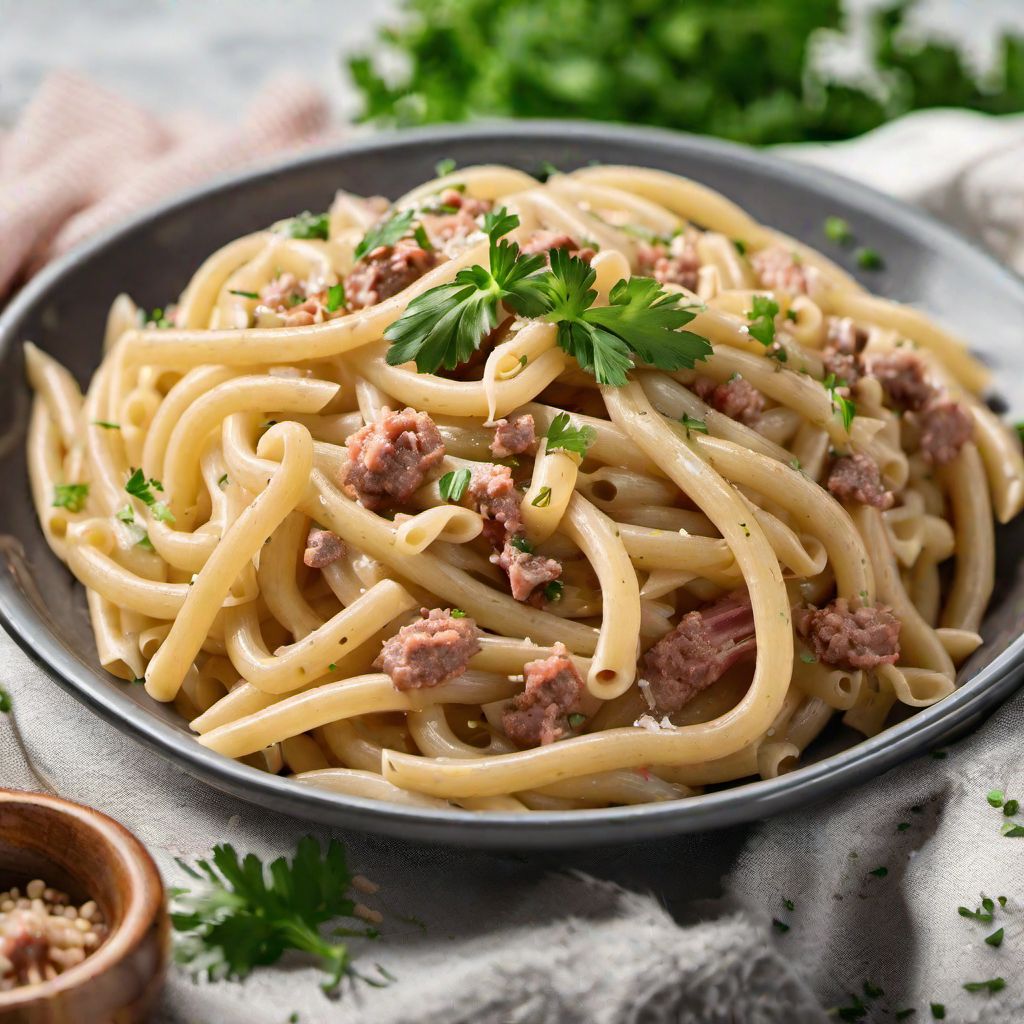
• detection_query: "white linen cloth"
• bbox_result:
[3,106,1024,1022]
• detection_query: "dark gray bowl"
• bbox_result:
[1,122,1022,848]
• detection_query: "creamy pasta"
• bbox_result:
[25,162,1024,811]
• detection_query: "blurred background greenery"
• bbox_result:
[348,0,1024,144]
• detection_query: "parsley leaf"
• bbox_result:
[0,688,11,713]
[679,413,708,437]
[125,468,173,522]
[326,283,346,313]
[434,157,456,177]
[450,608,468,618]
[229,289,259,299]
[747,294,779,347]
[868,866,888,878]
[985,927,1004,947]
[509,535,534,553]
[771,918,790,934]
[384,208,546,373]
[987,789,1005,807]
[567,712,586,728]
[823,372,857,432]
[930,1004,945,1019]
[531,486,553,508]
[438,468,471,502]
[279,211,330,241]
[543,579,563,602]
[355,209,417,261]
[92,420,120,430]
[545,412,597,457]
[855,247,884,270]
[171,838,374,990]
[52,483,89,513]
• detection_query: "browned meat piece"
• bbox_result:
[796,598,900,671]
[467,463,523,538]
[421,189,494,245]
[376,608,481,690]
[866,351,934,412]
[694,375,765,427]
[490,414,537,458]
[918,400,973,466]
[640,591,756,714]
[822,316,869,384]
[521,231,597,265]
[258,272,306,310]
[827,454,895,510]
[493,540,563,603]
[340,408,445,511]
[344,238,437,310]
[303,527,346,569]
[636,237,701,291]
[751,246,815,295]
[502,642,585,747]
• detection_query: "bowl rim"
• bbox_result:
[0,788,165,1007]
[1,119,1023,846]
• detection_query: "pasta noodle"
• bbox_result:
[24,161,1022,812]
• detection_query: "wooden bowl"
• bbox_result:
[0,789,169,1023]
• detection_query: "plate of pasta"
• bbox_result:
[2,123,1023,847]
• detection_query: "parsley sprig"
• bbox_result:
[824,372,857,432]
[355,208,419,261]
[384,211,710,384]
[126,468,175,523]
[52,483,89,513]
[171,838,376,990]
[279,211,330,241]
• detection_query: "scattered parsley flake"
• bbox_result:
[1001,823,1024,837]
[863,981,884,999]
[789,457,802,471]
[0,688,10,713]
[930,1004,945,1019]
[52,483,89,513]
[823,372,857,432]
[413,223,434,251]
[987,789,1005,807]
[895,1010,915,1020]
[434,157,456,177]
[799,651,818,664]
[438,468,471,503]
[869,866,888,878]
[747,294,779,348]
[782,898,795,912]
[985,927,1004,947]
[136,532,155,551]
[771,918,790,934]
[855,247,884,270]
[568,712,586,729]
[328,663,338,672]
[130,677,145,685]
[740,522,751,537]
[125,468,165,506]
[326,283,346,313]
[543,579,563,602]
[355,208,417,261]
[825,216,853,245]
[1002,798,1019,816]
[835,994,867,1021]
[962,977,1005,994]
[536,159,560,181]
[229,289,259,299]
[92,420,120,430]
[732,238,747,255]
[679,413,709,437]
[531,486,553,508]
[897,822,911,832]
[509,535,534,553]
[218,474,229,488]
[450,609,468,619]
[279,211,330,241]
[545,412,597,457]
[785,308,798,322]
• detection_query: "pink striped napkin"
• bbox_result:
[0,70,331,298]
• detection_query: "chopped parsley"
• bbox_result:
[531,486,553,508]
[536,159,560,181]
[771,918,790,934]
[897,822,911,832]
[218,474,229,488]
[789,457,802,471]
[868,866,888,878]
[543,579,563,602]
[799,651,818,664]
[732,238,748,255]
[567,712,586,728]
[328,663,338,672]
[52,483,89,513]
[1004,799,1020,816]
[509,535,534,553]
[279,211,330,241]
[125,468,174,523]
[545,412,597,457]
[0,688,10,713]
[835,994,867,1021]
[746,294,779,348]
[450,608,468,618]
[679,413,708,437]
[229,289,259,299]
[985,927,1004,947]
[782,898,795,912]
[987,789,1004,807]
[958,898,995,921]
[326,283,346,313]
[413,223,434,251]
[930,1006,945,1020]
[863,982,884,999]
[895,1010,915,1020]
[1001,823,1024,837]
[855,247,884,270]
[824,215,853,245]
[434,157,456,177]
[170,838,375,990]
[136,532,155,551]
[142,307,173,329]
[962,977,1005,994]
[438,468,471,502]
[823,372,857,432]
[92,420,120,430]
[384,209,711,383]
[355,208,417,261]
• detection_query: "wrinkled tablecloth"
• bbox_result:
[2,78,1024,1022]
